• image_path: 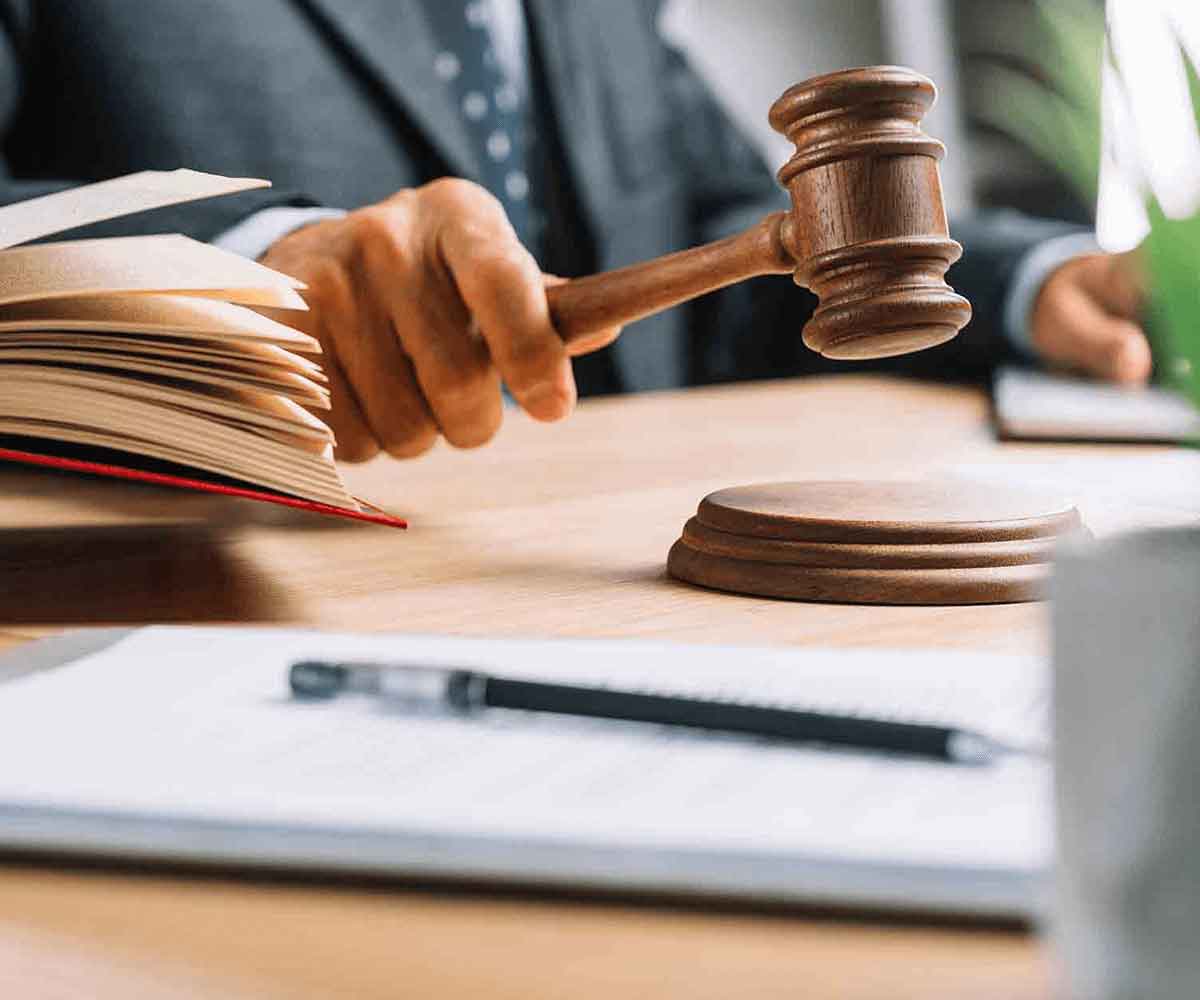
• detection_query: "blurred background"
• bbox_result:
[662,0,1089,223]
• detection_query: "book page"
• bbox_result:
[0,349,329,406]
[0,334,325,379]
[0,235,307,310]
[0,414,350,506]
[0,364,332,441]
[0,170,269,250]
[0,295,320,352]
[0,629,1051,913]
[0,344,326,387]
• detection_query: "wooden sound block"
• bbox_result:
[667,481,1085,605]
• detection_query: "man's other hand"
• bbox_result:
[1029,253,1153,385]
[259,179,621,462]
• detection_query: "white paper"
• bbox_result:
[993,367,1200,443]
[0,170,270,250]
[0,629,1051,913]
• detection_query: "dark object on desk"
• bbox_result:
[667,481,1085,605]
[289,658,999,765]
[546,66,972,361]
[993,367,1200,443]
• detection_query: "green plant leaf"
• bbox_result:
[1037,0,1105,116]
[1148,39,1200,409]
[980,0,1104,202]
[994,0,1199,412]
[1144,200,1200,408]
[1186,36,1200,131]
[974,64,1099,201]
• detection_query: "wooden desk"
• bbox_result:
[2,375,1197,998]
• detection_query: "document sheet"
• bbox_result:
[0,628,1051,917]
[0,169,268,250]
[994,366,1200,443]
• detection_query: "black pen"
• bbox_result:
[289,660,1004,765]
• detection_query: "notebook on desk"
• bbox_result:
[0,628,1051,920]
[993,366,1200,443]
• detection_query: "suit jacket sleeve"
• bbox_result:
[0,0,318,243]
[658,37,1086,381]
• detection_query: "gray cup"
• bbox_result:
[1053,527,1200,1000]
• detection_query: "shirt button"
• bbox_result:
[434,51,461,81]
[495,83,519,113]
[462,91,489,120]
[505,170,530,201]
[487,130,512,160]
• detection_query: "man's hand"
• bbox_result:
[260,179,620,462]
[1029,252,1153,385]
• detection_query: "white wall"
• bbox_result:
[878,0,971,213]
[662,0,972,213]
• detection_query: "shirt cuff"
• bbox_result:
[212,206,347,260]
[1003,232,1101,358]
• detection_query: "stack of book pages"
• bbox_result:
[0,171,402,527]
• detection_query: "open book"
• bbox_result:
[0,171,403,527]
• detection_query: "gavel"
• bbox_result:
[545,66,971,360]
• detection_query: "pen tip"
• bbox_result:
[946,731,997,766]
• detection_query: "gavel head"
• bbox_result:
[769,66,972,360]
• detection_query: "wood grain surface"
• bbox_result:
[690,481,1080,540]
[1,374,1198,999]
[666,480,1082,604]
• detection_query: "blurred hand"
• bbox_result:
[260,178,620,462]
[1029,252,1152,385]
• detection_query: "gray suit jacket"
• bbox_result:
[0,0,1075,390]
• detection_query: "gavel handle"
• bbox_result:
[545,212,794,348]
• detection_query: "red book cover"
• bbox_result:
[0,446,407,529]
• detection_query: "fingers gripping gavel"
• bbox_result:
[545,66,971,360]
